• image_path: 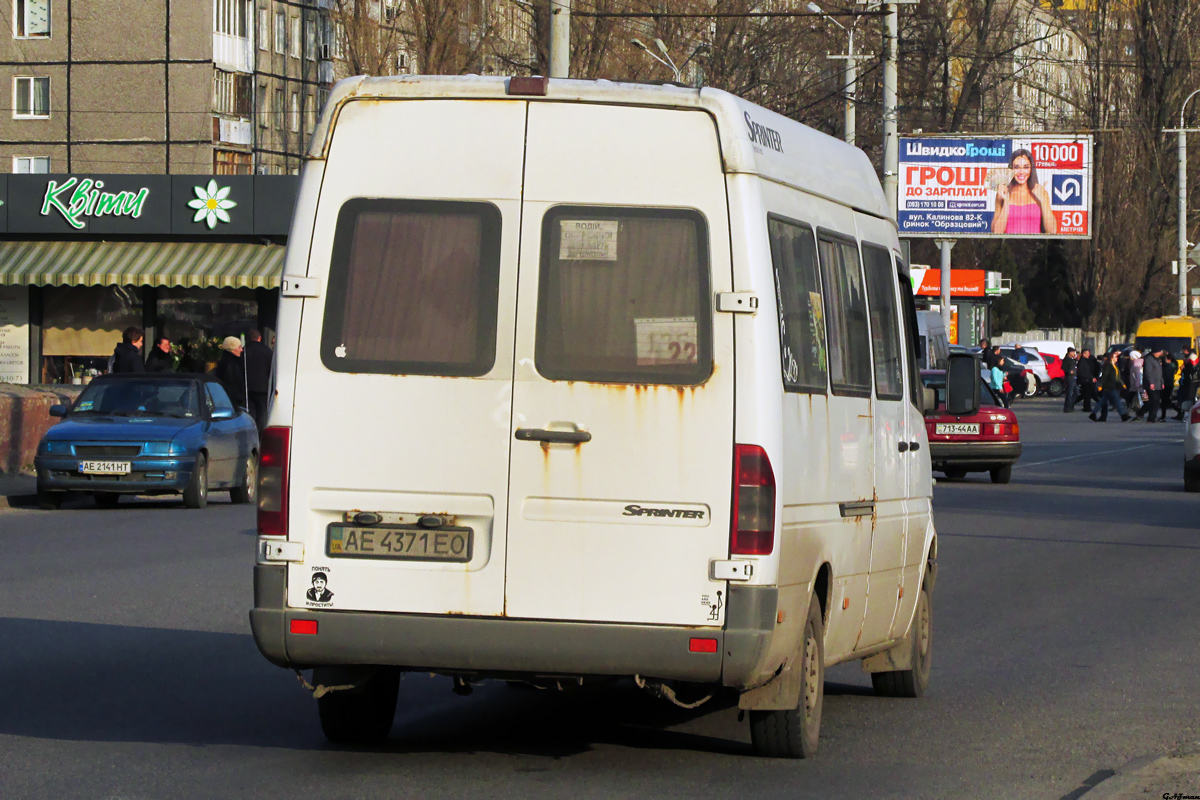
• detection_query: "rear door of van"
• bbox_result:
[504,103,736,626]
[285,99,526,615]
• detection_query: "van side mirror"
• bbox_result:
[945,353,980,417]
[49,404,67,418]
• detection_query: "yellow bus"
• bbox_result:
[1134,316,1200,357]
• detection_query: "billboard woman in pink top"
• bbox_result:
[991,148,1057,234]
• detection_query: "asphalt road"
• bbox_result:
[2,398,1198,800]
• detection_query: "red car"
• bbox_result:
[920,370,1022,484]
[1041,353,1066,397]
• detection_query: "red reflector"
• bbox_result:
[689,637,718,653]
[508,76,548,96]
[290,619,317,635]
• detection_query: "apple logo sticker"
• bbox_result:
[335,343,347,358]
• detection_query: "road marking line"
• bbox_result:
[1015,441,1175,468]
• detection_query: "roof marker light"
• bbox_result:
[508,76,548,96]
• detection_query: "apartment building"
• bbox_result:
[0,0,333,175]
[1006,0,1088,132]
[0,0,332,385]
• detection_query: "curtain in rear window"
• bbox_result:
[320,199,501,377]
[535,206,712,385]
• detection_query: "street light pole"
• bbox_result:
[1177,89,1200,316]
[809,3,859,146]
[883,1,899,220]
[550,0,571,79]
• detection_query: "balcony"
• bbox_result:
[213,116,252,146]
[213,32,253,74]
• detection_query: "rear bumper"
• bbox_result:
[929,441,1022,468]
[249,564,776,688]
[35,455,196,493]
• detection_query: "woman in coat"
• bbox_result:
[1091,352,1131,422]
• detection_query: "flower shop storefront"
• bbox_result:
[0,174,297,384]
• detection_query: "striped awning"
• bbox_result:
[0,240,286,289]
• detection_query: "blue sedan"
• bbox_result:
[35,373,259,510]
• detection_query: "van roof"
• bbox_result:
[1136,316,1200,337]
[309,75,891,221]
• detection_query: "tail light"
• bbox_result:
[730,444,775,556]
[1191,406,1200,425]
[258,426,290,537]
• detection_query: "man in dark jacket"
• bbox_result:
[243,329,273,430]
[1175,348,1198,420]
[1140,347,1164,422]
[111,327,145,373]
[214,336,247,410]
[1161,352,1179,420]
[1074,348,1099,412]
[144,336,174,373]
[1061,347,1078,412]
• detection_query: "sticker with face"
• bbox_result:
[306,569,334,603]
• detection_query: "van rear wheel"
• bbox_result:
[749,595,824,758]
[871,585,932,698]
[317,667,400,745]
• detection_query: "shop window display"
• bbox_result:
[42,286,142,383]
[156,287,257,371]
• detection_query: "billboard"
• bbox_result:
[898,135,1092,239]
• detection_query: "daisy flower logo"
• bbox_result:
[187,179,237,229]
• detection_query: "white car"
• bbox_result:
[1185,406,1200,492]
[999,346,1051,396]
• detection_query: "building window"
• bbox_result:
[274,9,285,54]
[258,6,267,49]
[289,91,299,132]
[305,17,316,61]
[13,76,49,118]
[13,155,49,172]
[306,92,316,133]
[214,149,252,175]
[258,82,268,127]
[213,70,252,116]
[274,88,284,129]
[289,15,301,58]
[213,0,247,37]
[15,0,50,38]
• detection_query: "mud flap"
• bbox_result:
[860,630,915,673]
[737,653,803,711]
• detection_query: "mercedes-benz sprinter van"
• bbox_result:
[250,75,947,759]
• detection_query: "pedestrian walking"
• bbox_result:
[144,336,174,373]
[990,357,1010,408]
[110,327,146,373]
[1074,348,1100,411]
[1126,350,1144,413]
[1140,346,1164,422]
[1061,346,1078,412]
[214,335,248,410]
[1161,351,1180,420]
[1091,351,1131,422]
[244,329,273,431]
[1175,348,1198,420]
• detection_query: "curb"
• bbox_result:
[1082,754,1200,799]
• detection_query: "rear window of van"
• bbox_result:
[319,199,502,377]
[534,206,712,385]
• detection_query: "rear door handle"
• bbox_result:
[909,441,921,451]
[898,442,909,452]
[515,428,593,444]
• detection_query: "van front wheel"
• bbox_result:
[749,595,824,758]
[871,585,932,698]
[317,667,400,745]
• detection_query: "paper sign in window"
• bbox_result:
[559,220,619,261]
[635,317,698,366]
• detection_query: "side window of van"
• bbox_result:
[816,233,872,397]
[767,216,827,393]
[897,263,924,409]
[319,199,502,377]
[535,206,712,385]
[861,244,904,401]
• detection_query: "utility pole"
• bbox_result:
[938,239,955,336]
[809,2,863,146]
[549,0,571,79]
[882,1,900,219]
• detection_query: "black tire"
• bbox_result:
[317,668,400,745]
[230,451,257,505]
[183,454,208,509]
[1185,470,1200,493]
[1047,378,1065,397]
[93,492,120,509]
[749,595,824,759]
[37,488,63,510]
[990,464,1013,484]
[871,585,933,698]
[942,467,967,480]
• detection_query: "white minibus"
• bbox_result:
[251,75,975,758]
